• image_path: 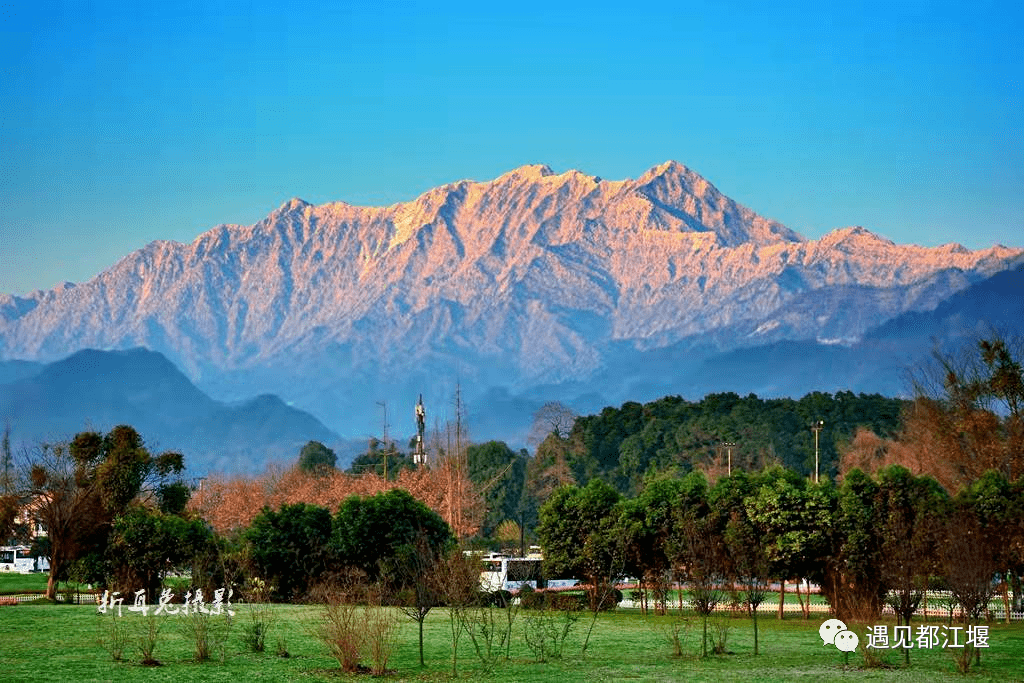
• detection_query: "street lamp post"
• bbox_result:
[811,420,824,483]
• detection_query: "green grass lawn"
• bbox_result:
[0,572,49,593]
[1,600,1021,682]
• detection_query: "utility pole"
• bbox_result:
[1,424,10,496]
[811,420,824,484]
[377,400,389,480]
[722,442,736,476]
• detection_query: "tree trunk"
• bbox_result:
[795,580,806,619]
[923,575,929,622]
[45,545,65,602]
[418,618,425,667]
[777,580,785,620]
[46,569,59,602]
[753,609,759,655]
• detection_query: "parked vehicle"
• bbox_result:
[478,552,545,591]
[0,546,37,573]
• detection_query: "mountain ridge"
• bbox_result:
[1,161,1021,441]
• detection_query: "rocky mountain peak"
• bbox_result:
[497,164,557,182]
[1,162,1021,441]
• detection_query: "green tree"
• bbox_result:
[332,488,452,581]
[956,470,1024,616]
[663,470,721,657]
[827,468,888,621]
[564,392,907,492]
[941,500,1000,669]
[347,438,411,478]
[466,441,525,538]
[874,466,949,663]
[745,468,835,619]
[617,472,702,614]
[298,440,337,475]
[26,425,186,600]
[245,502,335,601]
[106,506,213,600]
[710,472,771,654]
[537,478,622,599]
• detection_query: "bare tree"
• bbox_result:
[525,435,576,504]
[941,507,999,668]
[527,401,578,447]
[909,336,1024,489]
[433,548,481,677]
[25,441,108,600]
[672,513,726,658]
[387,533,443,667]
[0,425,18,542]
[838,336,1024,494]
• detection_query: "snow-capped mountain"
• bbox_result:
[1,161,1021,439]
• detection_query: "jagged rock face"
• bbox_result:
[1,162,1021,419]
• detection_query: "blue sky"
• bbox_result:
[2,0,1021,295]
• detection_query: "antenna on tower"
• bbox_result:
[414,394,426,465]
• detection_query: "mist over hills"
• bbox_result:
[1,161,1021,458]
[678,263,1024,400]
[0,348,342,474]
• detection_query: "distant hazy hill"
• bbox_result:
[0,348,344,475]
[680,263,1024,399]
[0,359,42,385]
[1,162,1020,444]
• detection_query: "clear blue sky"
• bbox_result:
[2,0,1021,295]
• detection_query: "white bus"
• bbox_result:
[0,546,37,573]
[479,553,545,592]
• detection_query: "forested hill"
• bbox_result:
[552,391,907,495]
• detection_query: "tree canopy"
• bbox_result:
[298,440,337,475]
[245,502,335,601]
[562,391,905,496]
[25,425,187,600]
[332,488,453,581]
[465,440,526,538]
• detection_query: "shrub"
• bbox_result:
[666,619,690,658]
[312,586,364,673]
[547,592,587,611]
[241,577,275,653]
[491,589,513,608]
[523,608,579,662]
[519,584,545,610]
[363,594,399,676]
[592,586,622,611]
[134,614,163,666]
[710,617,731,655]
[180,607,233,663]
[95,612,130,662]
